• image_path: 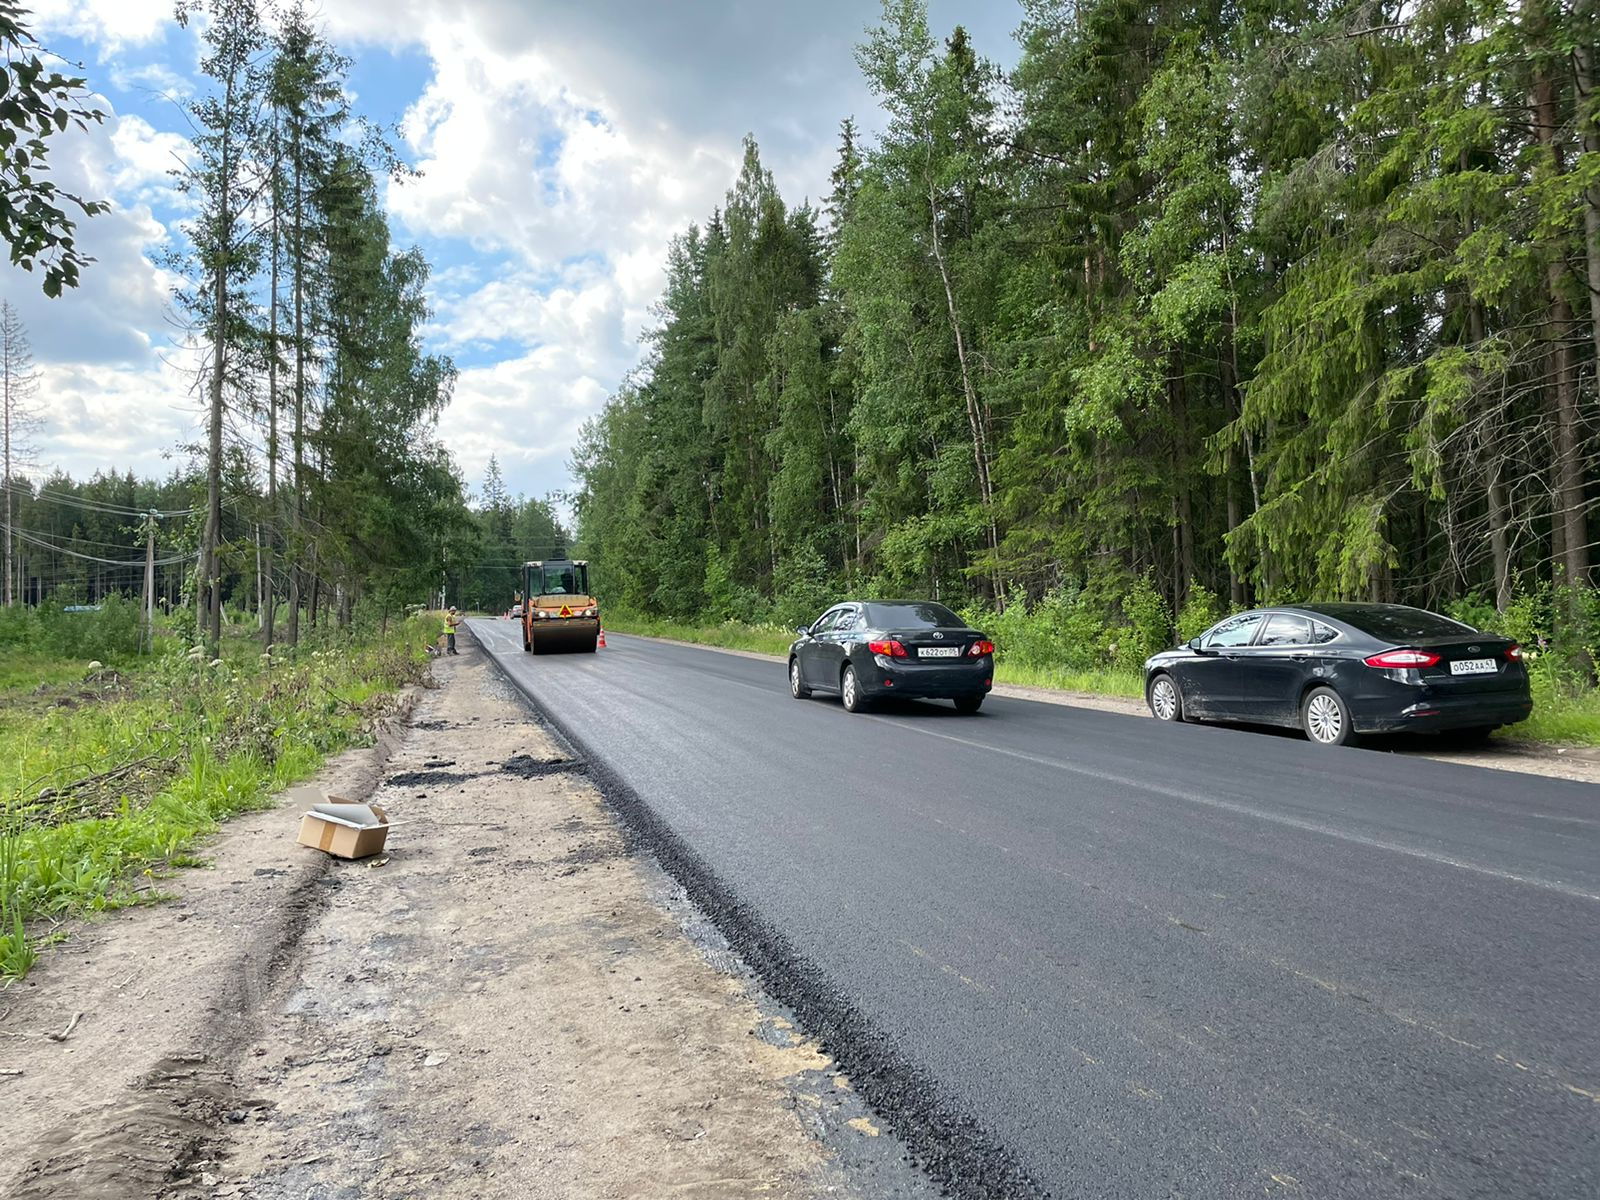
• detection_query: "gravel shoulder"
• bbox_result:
[619,630,1600,785]
[0,636,924,1199]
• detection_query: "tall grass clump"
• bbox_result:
[1444,585,1600,745]
[957,574,1174,692]
[0,611,436,979]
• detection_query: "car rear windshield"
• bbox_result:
[1324,605,1475,642]
[865,602,964,629]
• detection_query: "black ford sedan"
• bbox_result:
[1143,603,1531,746]
[789,600,994,714]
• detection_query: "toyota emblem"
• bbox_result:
[932,632,944,640]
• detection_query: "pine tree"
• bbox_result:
[173,0,269,655]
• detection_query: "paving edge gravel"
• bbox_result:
[607,628,1600,784]
[470,624,1052,1200]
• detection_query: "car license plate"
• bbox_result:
[1450,658,1497,676]
[919,646,960,658]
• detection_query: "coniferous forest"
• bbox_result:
[573,0,1600,675]
[0,1,561,646]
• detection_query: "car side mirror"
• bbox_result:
[1188,637,1205,653]
[796,625,811,637]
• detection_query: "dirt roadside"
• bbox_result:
[0,638,932,1199]
[625,632,1600,785]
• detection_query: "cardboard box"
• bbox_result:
[297,801,391,859]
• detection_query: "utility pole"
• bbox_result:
[254,521,263,629]
[143,510,158,652]
[3,393,11,608]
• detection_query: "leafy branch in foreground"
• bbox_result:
[0,0,108,296]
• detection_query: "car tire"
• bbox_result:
[789,658,812,699]
[1302,686,1354,747]
[841,665,867,713]
[1147,673,1182,722]
[953,695,984,714]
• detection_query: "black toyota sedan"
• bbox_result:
[789,600,995,714]
[1143,603,1531,746]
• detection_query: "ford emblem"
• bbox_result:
[1468,645,1480,653]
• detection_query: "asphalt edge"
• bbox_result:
[472,625,1050,1200]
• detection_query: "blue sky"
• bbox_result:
[10,0,1022,506]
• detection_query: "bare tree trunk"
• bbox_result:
[202,102,230,658]
[287,127,305,647]
[1576,0,1600,367]
[264,131,280,651]
[1225,458,1244,605]
[1531,38,1589,586]
[1171,369,1194,605]
[924,174,1001,602]
[1220,328,1251,604]
[1488,460,1514,612]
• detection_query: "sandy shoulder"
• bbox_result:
[1,641,920,1199]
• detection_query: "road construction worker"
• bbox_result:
[444,607,462,655]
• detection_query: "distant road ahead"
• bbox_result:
[471,619,1600,1199]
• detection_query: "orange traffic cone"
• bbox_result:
[597,628,607,648]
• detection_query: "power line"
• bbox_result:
[9,526,186,553]
[14,530,197,567]
[3,482,196,519]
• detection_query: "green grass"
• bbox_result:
[607,613,1600,746]
[0,653,98,695]
[607,612,1149,698]
[1506,671,1600,746]
[605,611,797,656]
[993,662,1145,698]
[0,614,437,979]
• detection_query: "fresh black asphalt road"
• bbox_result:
[469,620,1599,1199]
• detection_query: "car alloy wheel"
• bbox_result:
[1304,688,1349,746]
[842,666,863,713]
[1149,675,1180,722]
[790,658,810,699]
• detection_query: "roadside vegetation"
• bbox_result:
[0,604,434,979]
[574,2,1600,751]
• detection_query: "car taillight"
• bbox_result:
[968,640,995,656]
[1506,643,1522,662]
[867,639,907,657]
[1363,649,1440,668]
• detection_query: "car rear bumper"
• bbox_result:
[859,656,992,699]
[1356,693,1532,733]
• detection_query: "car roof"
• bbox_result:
[1293,601,1434,621]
